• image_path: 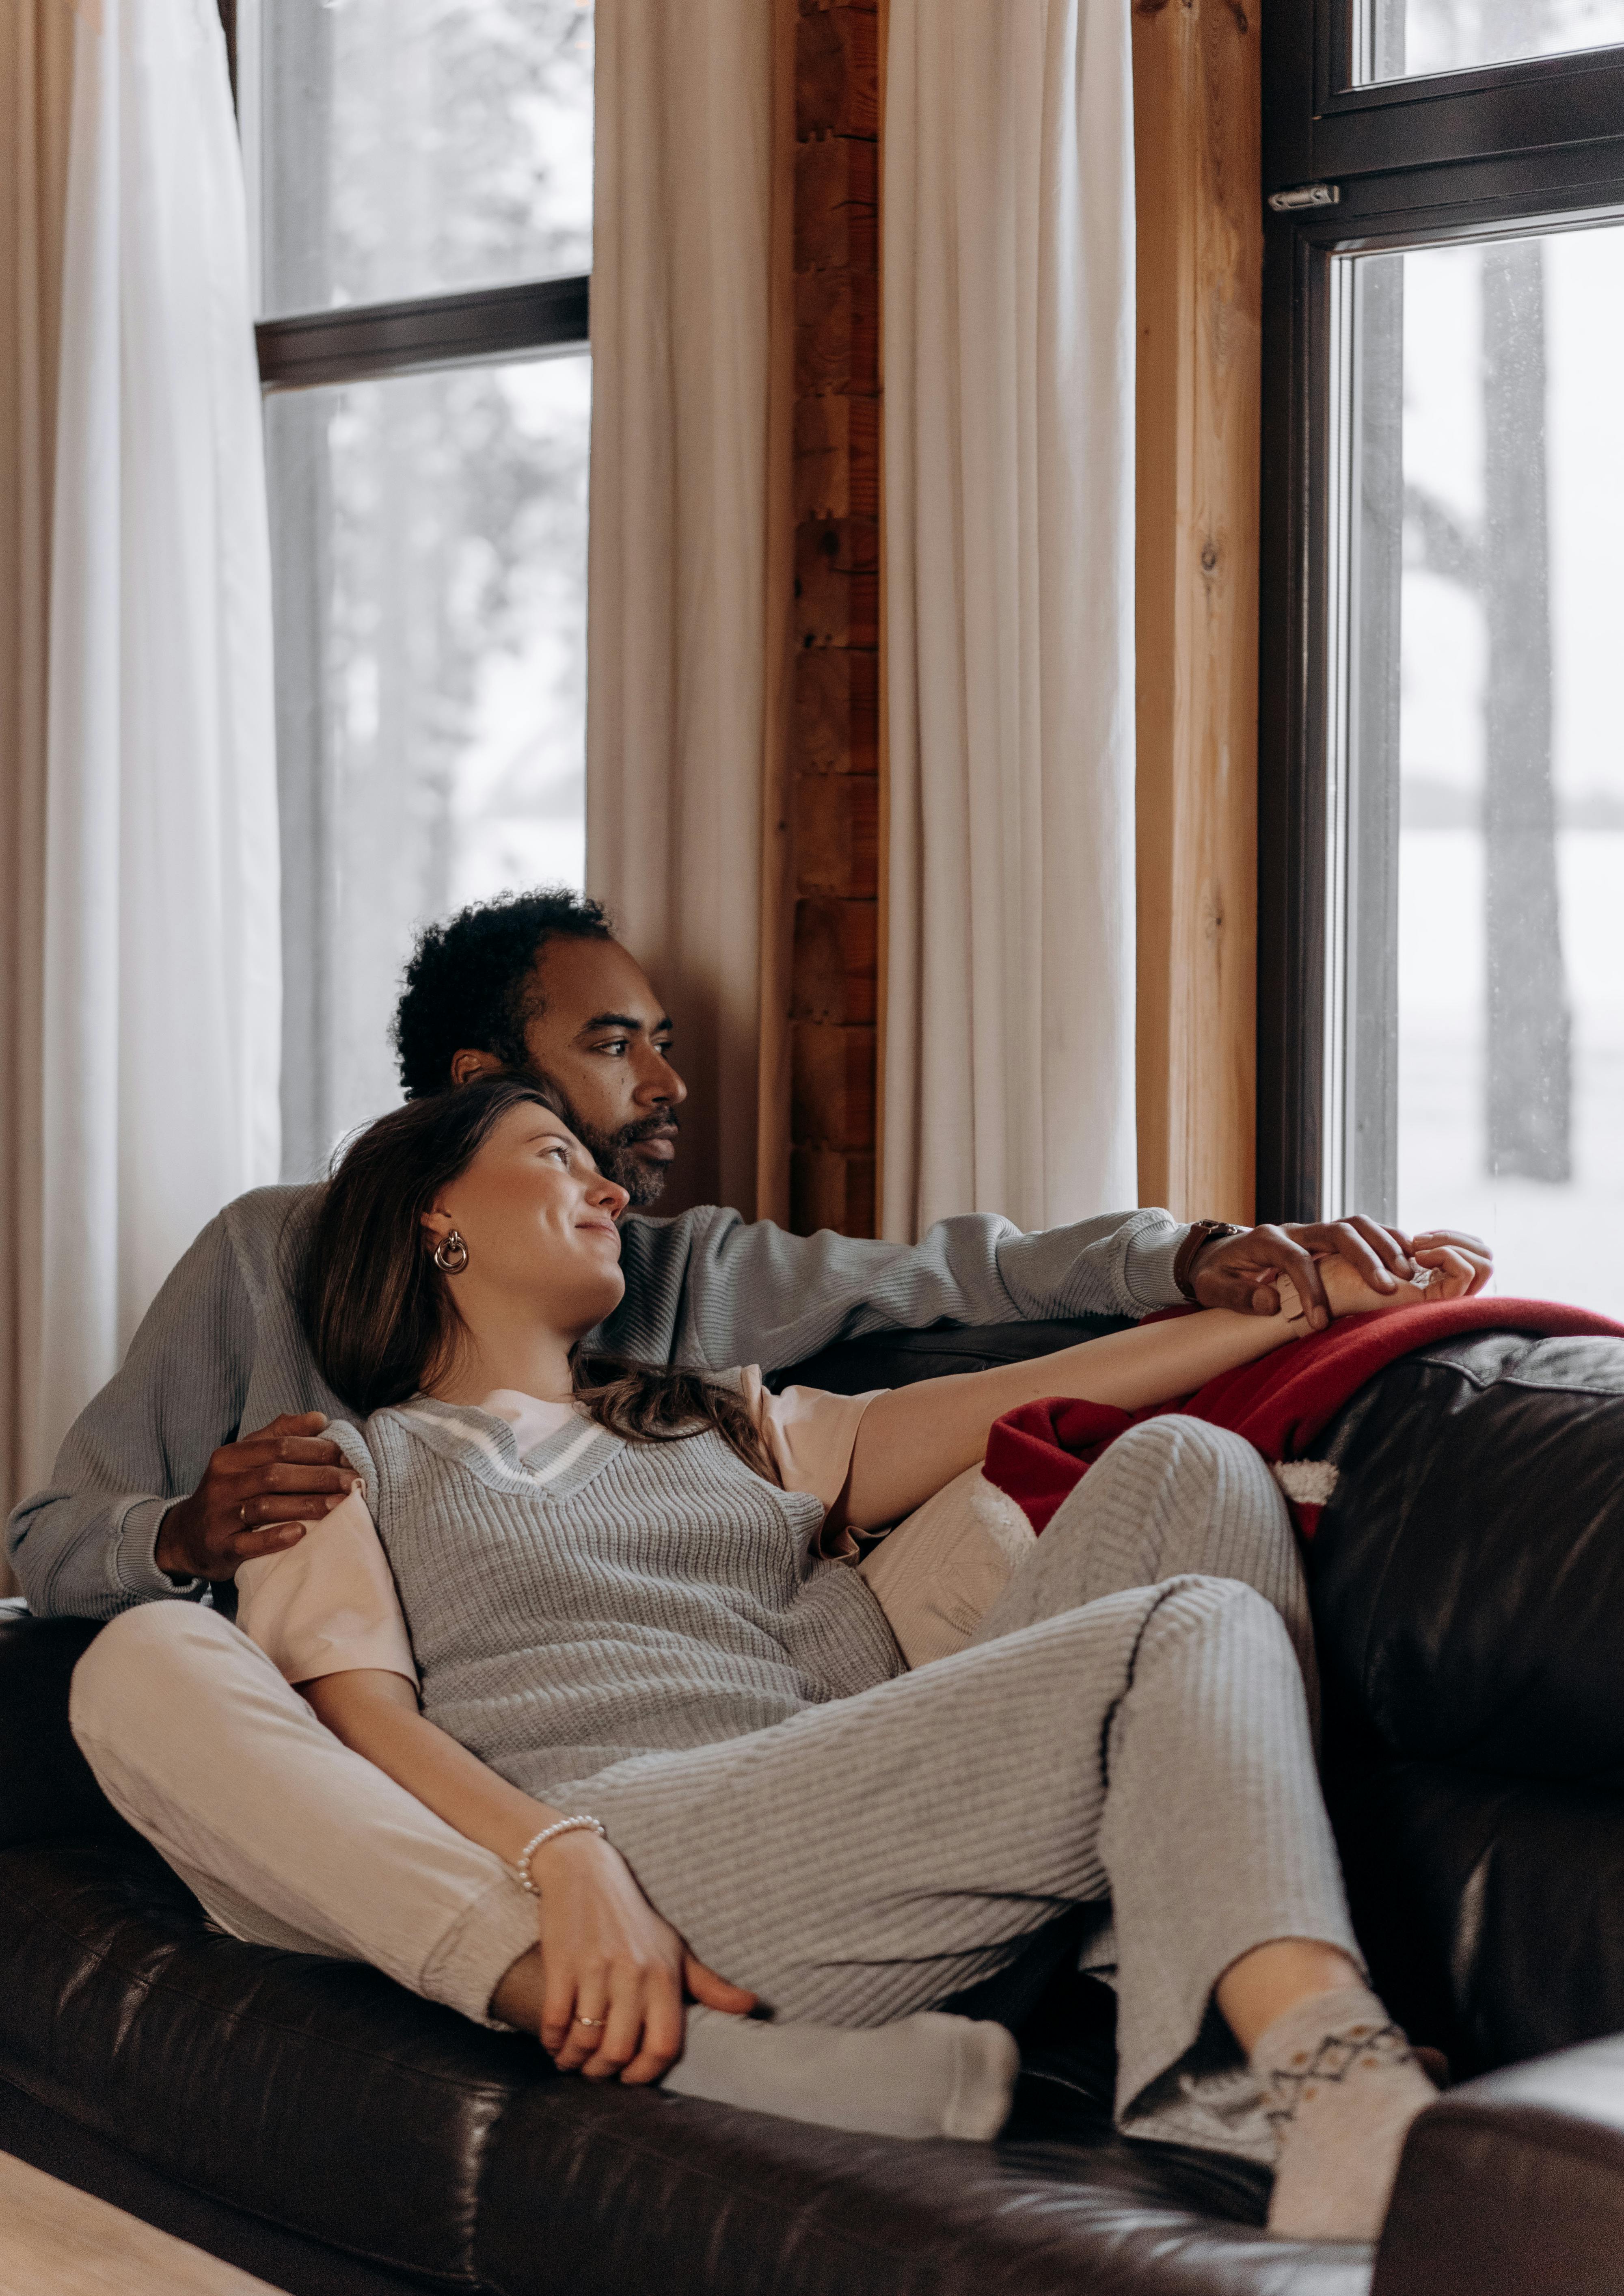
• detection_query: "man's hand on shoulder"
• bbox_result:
[153,1413,360,1583]
[1189,1217,1493,1331]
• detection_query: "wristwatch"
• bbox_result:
[1173,1219,1247,1302]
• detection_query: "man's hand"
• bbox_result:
[153,1412,359,1583]
[1189,1219,1493,1333]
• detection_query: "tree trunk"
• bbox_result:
[1481,234,1571,1182]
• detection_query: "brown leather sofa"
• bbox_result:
[2,1317,1622,2296]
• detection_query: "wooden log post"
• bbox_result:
[789,0,883,1237]
[1132,0,1263,1224]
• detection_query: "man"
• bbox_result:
[8,885,1463,1617]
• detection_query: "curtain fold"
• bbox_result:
[881,0,1137,1242]
[32,0,280,1486]
[586,0,775,1220]
[1,2,75,1530]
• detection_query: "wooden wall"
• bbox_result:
[787,0,883,1238]
[1132,0,1263,1225]
[774,0,1263,1238]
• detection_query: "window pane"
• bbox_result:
[1361,0,1624,83]
[256,0,593,319]
[266,355,590,1177]
[1335,225,1624,1313]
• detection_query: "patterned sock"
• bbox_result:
[1254,1984,1437,2241]
[663,2006,1019,2141]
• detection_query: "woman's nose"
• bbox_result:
[594,1176,631,1217]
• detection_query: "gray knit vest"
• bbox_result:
[330,1397,903,1798]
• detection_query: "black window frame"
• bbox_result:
[1257,4,1624,1219]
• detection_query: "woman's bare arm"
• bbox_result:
[838,1245,1484,1533]
[302,1671,754,2078]
[303,1668,569,1869]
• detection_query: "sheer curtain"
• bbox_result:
[881,0,1137,1242]
[0,1,74,1545]
[586,0,776,1221]
[32,0,280,1486]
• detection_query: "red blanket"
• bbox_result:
[981,1298,1624,1538]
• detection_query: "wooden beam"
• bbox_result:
[1133,0,1262,1224]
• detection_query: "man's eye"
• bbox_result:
[596,1039,630,1057]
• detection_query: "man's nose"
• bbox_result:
[638,1049,687,1109]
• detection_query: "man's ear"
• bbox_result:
[449,1048,503,1087]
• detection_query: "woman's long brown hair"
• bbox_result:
[297,1076,772,1477]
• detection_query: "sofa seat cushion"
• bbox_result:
[0,1834,535,2281]
[0,1835,1372,2296]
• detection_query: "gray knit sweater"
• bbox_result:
[10,1184,1190,1621]
[330,1397,903,1797]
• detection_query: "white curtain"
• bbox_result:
[882,0,1137,1242]
[586,0,775,1221]
[33,0,280,1483]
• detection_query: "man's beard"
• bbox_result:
[536,1087,676,1209]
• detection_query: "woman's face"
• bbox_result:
[423,1101,630,1338]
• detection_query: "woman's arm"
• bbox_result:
[302,1670,753,2079]
[838,1242,1485,1533]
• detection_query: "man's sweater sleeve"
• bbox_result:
[6,1214,257,1619]
[608,1205,1193,1373]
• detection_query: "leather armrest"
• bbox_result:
[1375,2036,1624,2296]
[0,1601,119,1845]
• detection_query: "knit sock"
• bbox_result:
[662,2005,1019,2141]
[1254,1984,1437,2241]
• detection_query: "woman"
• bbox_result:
[233,1078,1479,2239]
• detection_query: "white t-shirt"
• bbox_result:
[235,1372,880,1691]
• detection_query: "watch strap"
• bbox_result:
[1173,1219,1247,1302]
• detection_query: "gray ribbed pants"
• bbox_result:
[71,1417,1357,2152]
[556,1418,1356,2147]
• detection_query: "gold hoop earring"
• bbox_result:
[433,1229,469,1274]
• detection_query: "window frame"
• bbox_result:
[227,0,593,1176]
[1256,3,1624,1218]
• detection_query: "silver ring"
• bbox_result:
[575,2015,607,2030]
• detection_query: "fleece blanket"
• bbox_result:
[981,1298,1624,1539]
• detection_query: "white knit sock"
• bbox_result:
[662,2006,1019,2141]
[1254,1983,1437,2241]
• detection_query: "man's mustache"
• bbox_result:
[613,1112,680,1148]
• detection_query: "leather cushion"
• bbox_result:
[1328,1758,1624,2078]
[1375,2037,1624,2296]
[767,1317,1135,1396]
[1309,1330,1624,1776]
[0,1835,1374,2296]
[0,1604,117,1846]
[0,1835,535,2281]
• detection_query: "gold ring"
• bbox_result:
[575,2015,607,2030]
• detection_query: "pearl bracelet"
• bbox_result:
[514,1814,607,1896]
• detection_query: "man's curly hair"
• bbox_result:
[391,888,613,1100]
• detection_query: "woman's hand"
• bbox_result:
[1279,1236,1491,1324]
[531,1829,756,2084]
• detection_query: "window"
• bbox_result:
[1260,0,1624,1310]
[236,0,593,1177]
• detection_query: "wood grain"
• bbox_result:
[1133,0,1262,1224]
[0,2151,283,2296]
